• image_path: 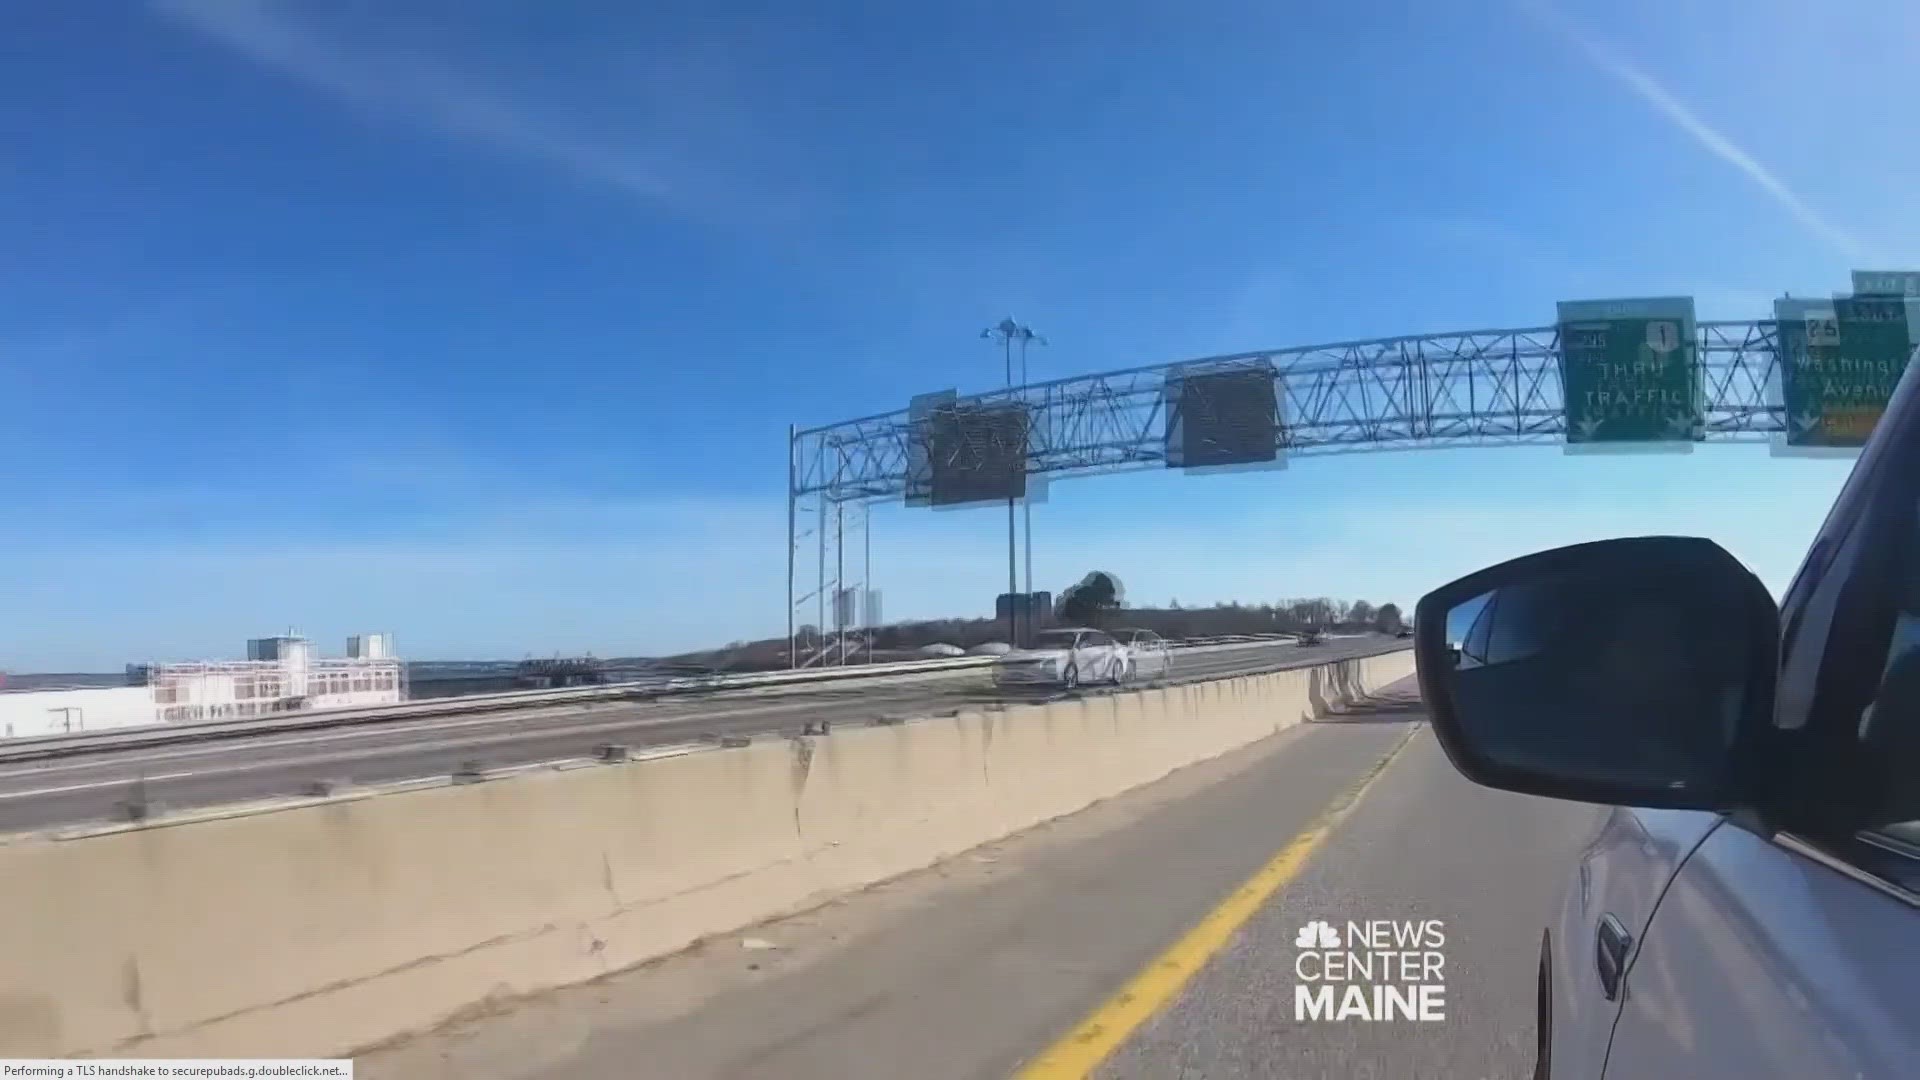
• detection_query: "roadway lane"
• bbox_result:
[0,637,1407,833]
[1096,689,1603,1078]
[354,678,1602,1080]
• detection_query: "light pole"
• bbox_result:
[982,317,1046,646]
[863,504,873,665]
[1018,331,1043,633]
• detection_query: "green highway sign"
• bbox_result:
[1851,270,1920,298]
[1776,293,1920,448]
[1556,297,1702,449]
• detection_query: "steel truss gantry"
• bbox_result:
[784,320,1787,663]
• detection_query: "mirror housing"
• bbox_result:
[1413,536,1777,811]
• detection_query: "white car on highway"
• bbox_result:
[992,628,1128,690]
[1113,628,1173,682]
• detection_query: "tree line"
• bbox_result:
[754,568,1409,672]
[787,589,1405,656]
[1132,597,1405,638]
[1055,569,1402,636]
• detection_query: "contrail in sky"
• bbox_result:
[1518,1,1869,261]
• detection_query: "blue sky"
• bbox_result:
[1,0,1908,667]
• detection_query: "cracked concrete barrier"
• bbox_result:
[0,649,1414,1059]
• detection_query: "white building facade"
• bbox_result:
[0,634,404,738]
[0,687,158,739]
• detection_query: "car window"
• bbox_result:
[1033,631,1080,649]
[1447,579,1562,670]
[1458,593,1496,666]
[1775,530,1856,732]
[1480,576,1564,666]
[1085,631,1113,647]
[1769,365,1920,884]
[1854,499,1920,852]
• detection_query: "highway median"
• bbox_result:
[0,648,1415,1060]
[0,636,1327,766]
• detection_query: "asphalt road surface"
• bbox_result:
[357,677,1604,1080]
[0,636,1407,833]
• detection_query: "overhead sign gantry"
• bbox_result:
[787,270,1920,658]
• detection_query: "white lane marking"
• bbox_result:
[0,744,712,806]
[0,770,198,801]
[0,708,790,799]
[0,668,998,773]
[0,687,918,783]
[0,752,594,802]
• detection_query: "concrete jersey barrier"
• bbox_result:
[0,650,1416,1058]
[0,637,1344,764]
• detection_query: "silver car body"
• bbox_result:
[1525,348,1920,1077]
[1545,806,1920,1079]
[992,628,1126,688]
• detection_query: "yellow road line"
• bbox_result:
[1013,724,1422,1079]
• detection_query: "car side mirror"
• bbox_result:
[1413,536,1777,811]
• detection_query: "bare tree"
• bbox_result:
[1288,597,1338,626]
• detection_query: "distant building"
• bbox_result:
[0,634,403,739]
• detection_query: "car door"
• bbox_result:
[1084,631,1116,679]
[1541,807,1724,1080]
[1140,632,1168,677]
[1599,819,1920,1079]
[1599,345,1920,1077]
[1066,631,1094,682]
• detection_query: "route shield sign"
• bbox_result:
[1776,293,1920,448]
[1556,297,1702,449]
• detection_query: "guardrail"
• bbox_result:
[0,636,1331,764]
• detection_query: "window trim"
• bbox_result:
[1775,831,1920,909]
[1860,827,1920,862]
